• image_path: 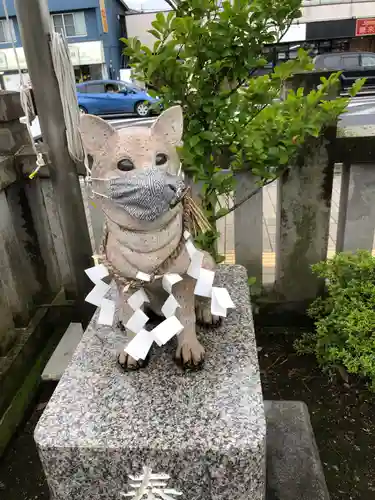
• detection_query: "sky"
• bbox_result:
[126,0,172,11]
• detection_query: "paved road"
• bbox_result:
[30,94,375,140]
[107,116,156,129]
[30,115,156,140]
[109,95,375,130]
[340,94,375,126]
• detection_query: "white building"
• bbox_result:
[125,0,375,58]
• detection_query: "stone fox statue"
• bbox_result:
[80,106,218,370]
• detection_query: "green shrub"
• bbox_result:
[294,250,375,390]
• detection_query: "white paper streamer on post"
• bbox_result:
[136,271,151,282]
[126,309,149,334]
[97,298,116,326]
[162,273,183,294]
[194,268,215,297]
[161,294,180,318]
[85,263,116,326]
[85,281,110,307]
[151,316,184,346]
[124,329,155,361]
[211,287,235,317]
[85,264,109,284]
[127,288,149,311]
[185,238,204,279]
[185,238,196,258]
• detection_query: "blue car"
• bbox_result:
[76,80,159,117]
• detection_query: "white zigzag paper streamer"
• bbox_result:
[84,233,235,360]
[84,264,115,324]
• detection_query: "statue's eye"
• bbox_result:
[117,158,134,171]
[155,153,168,166]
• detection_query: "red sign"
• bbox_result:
[356,18,375,36]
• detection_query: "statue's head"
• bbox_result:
[80,106,185,228]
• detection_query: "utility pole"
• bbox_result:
[14,0,93,315]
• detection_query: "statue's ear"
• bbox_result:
[80,114,116,154]
[151,106,183,145]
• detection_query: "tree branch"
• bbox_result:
[213,179,271,221]
[164,0,178,10]
[223,62,271,99]
[276,18,294,44]
[214,166,289,221]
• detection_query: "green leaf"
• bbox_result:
[151,20,163,32]
[147,89,158,98]
[147,58,159,77]
[148,29,161,40]
[167,11,175,23]
[349,77,366,97]
[200,130,215,140]
[153,40,161,52]
[189,135,200,147]
[156,12,166,26]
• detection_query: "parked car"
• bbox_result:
[313,52,375,89]
[76,80,160,117]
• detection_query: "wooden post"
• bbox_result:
[336,161,350,252]
[337,163,375,252]
[234,171,263,290]
[14,0,93,307]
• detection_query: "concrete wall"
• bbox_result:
[125,11,168,49]
[301,1,375,23]
[0,0,99,17]
[0,0,127,80]
[125,2,375,49]
[0,7,100,49]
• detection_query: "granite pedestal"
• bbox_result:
[265,401,330,500]
[34,265,266,500]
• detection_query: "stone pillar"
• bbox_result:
[0,91,32,154]
[274,136,334,308]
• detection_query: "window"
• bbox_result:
[117,83,128,92]
[118,83,135,93]
[85,83,105,93]
[52,12,86,38]
[361,54,375,68]
[0,19,16,44]
[76,84,87,93]
[342,55,360,69]
[105,83,119,93]
[322,55,341,70]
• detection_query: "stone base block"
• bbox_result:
[34,265,266,500]
[265,401,330,500]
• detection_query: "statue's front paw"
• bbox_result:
[175,338,205,369]
[195,299,221,326]
[117,351,146,371]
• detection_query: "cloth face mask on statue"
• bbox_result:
[92,166,185,221]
